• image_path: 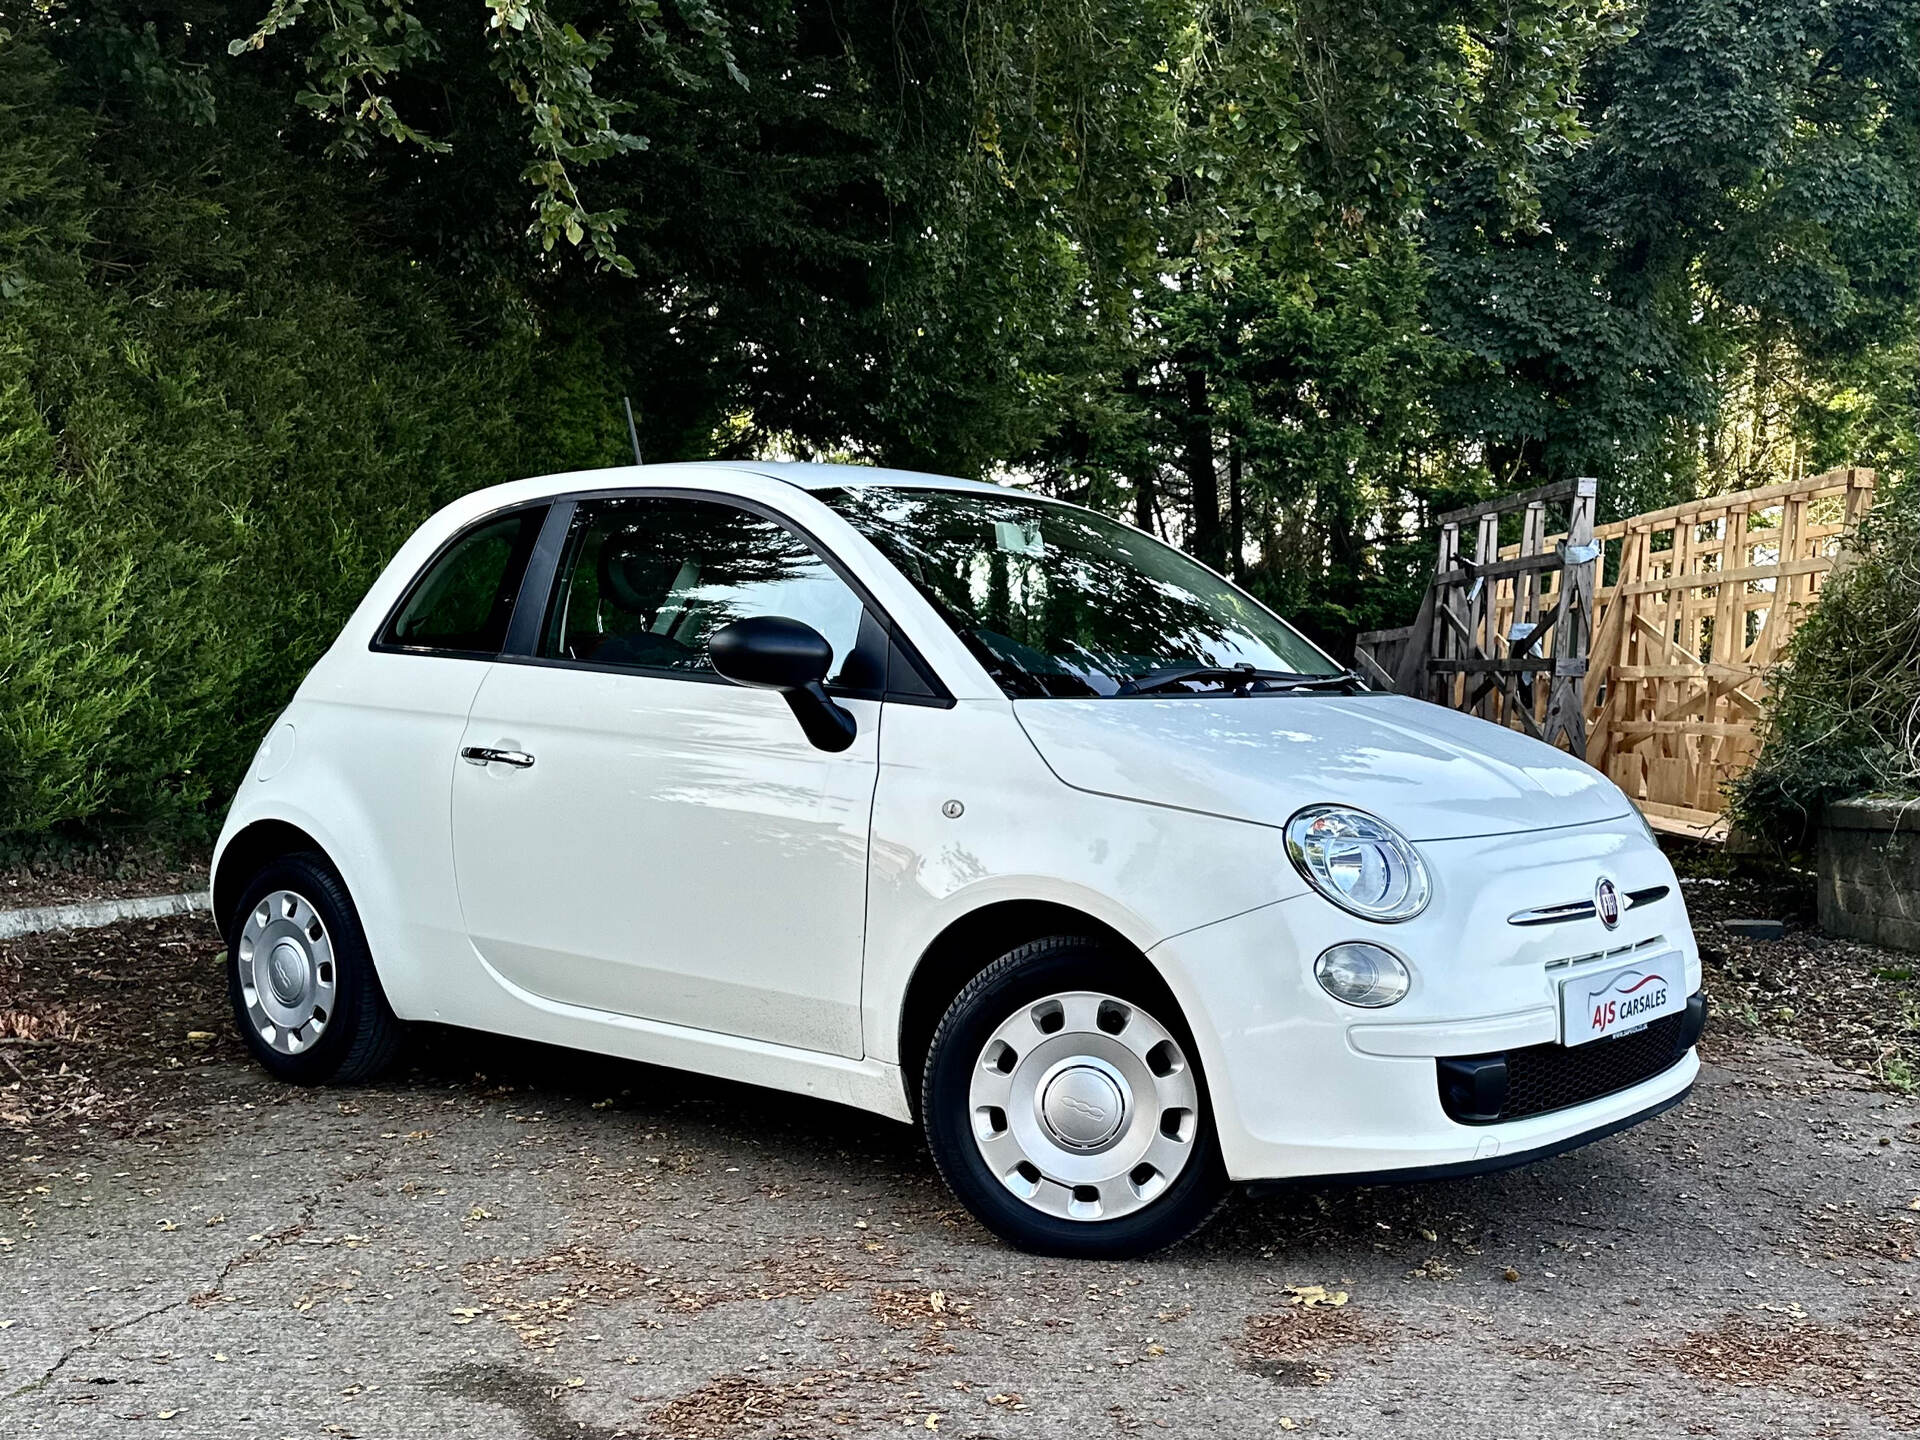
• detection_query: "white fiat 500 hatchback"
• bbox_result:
[213,462,1704,1256]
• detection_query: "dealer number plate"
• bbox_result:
[1560,953,1686,1047]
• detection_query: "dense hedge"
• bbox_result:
[0,41,623,840]
[1728,479,1920,852]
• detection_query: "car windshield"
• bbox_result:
[817,485,1344,698]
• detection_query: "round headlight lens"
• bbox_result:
[1285,805,1430,921]
[1314,942,1411,1008]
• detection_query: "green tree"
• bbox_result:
[3,0,1914,842]
[1424,0,1919,519]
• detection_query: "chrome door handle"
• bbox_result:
[461,746,535,769]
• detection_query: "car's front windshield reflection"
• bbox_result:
[818,486,1343,698]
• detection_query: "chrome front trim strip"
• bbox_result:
[1509,884,1670,928]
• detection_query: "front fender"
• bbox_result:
[862,699,1305,1063]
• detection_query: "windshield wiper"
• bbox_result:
[1114,663,1365,697]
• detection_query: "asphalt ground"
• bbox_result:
[2,889,1916,1439]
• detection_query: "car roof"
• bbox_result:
[455,460,1050,524]
[679,460,1011,496]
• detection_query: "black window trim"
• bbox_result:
[368,501,553,662]
[493,485,955,708]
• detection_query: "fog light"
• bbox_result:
[1314,942,1411,1008]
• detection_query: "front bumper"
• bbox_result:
[1245,1082,1695,1190]
[1145,815,1703,1183]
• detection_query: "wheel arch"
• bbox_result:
[212,819,330,943]
[895,899,1187,1118]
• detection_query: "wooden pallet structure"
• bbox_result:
[1581,467,1877,837]
[1358,466,1879,838]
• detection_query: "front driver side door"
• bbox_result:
[449,493,881,1058]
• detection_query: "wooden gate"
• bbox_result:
[1356,479,1601,754]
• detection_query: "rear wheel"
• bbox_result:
[227,852,402,1084]
[921,937,1227,1258]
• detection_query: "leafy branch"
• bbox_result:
[231,0,748,272]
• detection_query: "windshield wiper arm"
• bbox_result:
[1114,663,1364,696]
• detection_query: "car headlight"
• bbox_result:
[1285,805,1431,921]
[1630,803,1658,845]
[1314,942,1412,1007]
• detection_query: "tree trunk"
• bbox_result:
[1133,465,1156,533]
[1227,438,1245,578]
[1184,364,1222,565]
[1123,368,1155,532]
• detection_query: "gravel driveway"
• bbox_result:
[2,895,1916,1438]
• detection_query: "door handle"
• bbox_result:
[461,746,536,769]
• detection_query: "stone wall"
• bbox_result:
[1818,798,1920,953]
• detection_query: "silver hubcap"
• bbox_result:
[237,890,336,1055]
[968,991,1200,1222]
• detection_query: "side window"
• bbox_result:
[381,507,546,655]
[540,496,868,684]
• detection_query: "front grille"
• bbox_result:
[1437,998,1700,1126]
[1543,934,1667,972]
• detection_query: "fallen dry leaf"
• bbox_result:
[1283,1284,1349,1308]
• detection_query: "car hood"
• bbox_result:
[1012,694,1631,842]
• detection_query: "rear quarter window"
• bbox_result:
[379,507,546,655]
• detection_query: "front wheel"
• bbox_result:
[921,937,1227,1258]
[227,852,403,1084]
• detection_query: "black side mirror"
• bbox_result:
[709,616,859,753]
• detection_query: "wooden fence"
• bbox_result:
[1582,467,1877,836]
[1357,466,1878,837]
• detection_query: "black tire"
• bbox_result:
[920,936,1227,1258]
[227,851,403,1084]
